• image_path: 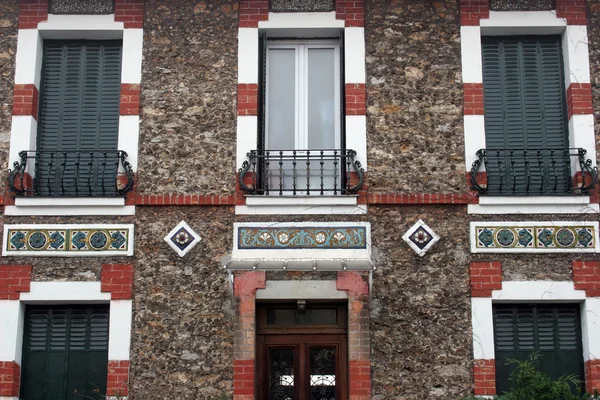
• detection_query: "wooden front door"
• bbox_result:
[257,303,348,400]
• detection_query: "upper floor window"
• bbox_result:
[471,36,597,196]
[9,40,133,197]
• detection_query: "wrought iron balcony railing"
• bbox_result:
[239,149,364,195]
[8,150,134,197]
[471,148,598,196]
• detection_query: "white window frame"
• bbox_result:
[6,14,143,216]
[461,11,599,214]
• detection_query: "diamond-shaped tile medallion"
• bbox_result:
[402,219,440,257]
[164,221,201,257]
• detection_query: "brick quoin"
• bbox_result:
[572,261,600,297]
[0,361,21,397]
[114,0,145,29]
[233,271,266,400]
[0,265,32,300]
[336,0,365,27]
[463,83,484,115]
[345,83,366,116]
[238,84,258,116]
[12,84,39,119]
[459,0,490,26]
[473,359,496,396]
[470,261,502,297]
[586,359,600,393]
[107,360,129,396]
[239,0,268,28]
[101,264,133,300]
[337,272,371,399]
[567,83,593,118]
[120,84,141,115]
[556,0,587,25]
[19,0,48,29]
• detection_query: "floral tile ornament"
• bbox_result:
[3,224,134,256]
[471,222,599,253]
[402,219,440,257]
[164,221,201,257]
[237,226,367,250]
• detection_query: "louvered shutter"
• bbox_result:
[20,305,109,400]
[482,36,570,195]
[492,304,584,395]
[37,40,121,196]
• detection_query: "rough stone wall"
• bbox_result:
[588,1,600,166]
[368,206,472,399]
[0,0,17,172]
[137,0,238,195]
[365,0,465,194]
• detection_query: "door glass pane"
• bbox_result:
[267,308,337,326]
[267,48,296,150]
[310,348,336,399]
[307,48,336,149]
[268,348,295,400]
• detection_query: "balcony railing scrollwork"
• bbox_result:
[239,149,364,195]
[8,150,134,197]
[470,148,598,196]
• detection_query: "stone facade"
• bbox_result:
[0,1,599,399]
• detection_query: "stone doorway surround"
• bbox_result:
[232,271,371,400]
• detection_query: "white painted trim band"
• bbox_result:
[4,205,136,216]
[256,280,348,300]
[20,282,111,302]
[235,204,367,215]
[468,203,599,215]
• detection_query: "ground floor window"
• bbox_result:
[493,303,585,394]
[20,304,110,400]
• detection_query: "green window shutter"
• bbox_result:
[492,304,585,395]
[482,36,570,195]
[37,40,122,196]
[20,305,110,400]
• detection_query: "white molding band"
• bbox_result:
[463,115,485,170]
[0,281,132,367]
[471,281,599,362]
[460,26,483,83]
[480,11,566,35]
[259,12,343,29]
[238,28,259,84]
[256,280,348,300]
[235,204,367,215]
[344,27,366,83]
[468,202,599,215]
[4,205,136,216]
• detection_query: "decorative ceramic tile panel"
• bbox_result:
[402,219,440,257]
[3,224,134,256]
[470,222,599,253]
[238,226,367,250]
[164,221,202,257]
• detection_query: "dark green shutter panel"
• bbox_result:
[482,36,570,195]
[37,40,122,196]
[21,305,109,400]
[493,304,584,395]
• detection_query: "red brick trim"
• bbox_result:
[233,359,255,397]
[239,0,268,28]
[572,261,600,297]
[473,359,496,396]
[336,271,368,297]
[120,83,141,115]
[463,83,484,115]
[346,83,366,116]
[0,361,21,397]
[133,194,237,206]
[336,0,365,27]
[233,271,265,400]
[114,0,145,29]
[585,359,600,394]
[459,0,490,26]
[0,265,32,300]
[556,0,587,25]
[107,360,129,396]
[367,193,474,205]
[566,83,593,118]
[12,84,39,119]
[238,84,258,116]
[470,261,502,297]
[101,264,133,300]
[349,360,370,397]
[19,0,48,29]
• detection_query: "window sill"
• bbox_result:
[237,195,366,215]
[468,196,599,214]
[6,197,134,216]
